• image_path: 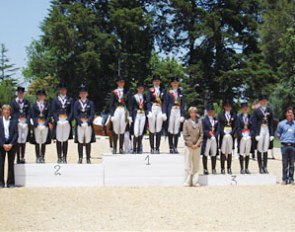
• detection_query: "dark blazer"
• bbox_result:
[201,115,218,155]
[236,113,254,153]
[109,88,130,116]
[73,99,96,143]
[163,88,185,118]
[146,86,165,112]
[0,117,18,146]
[30,101,51,144]
[51,96,74,140]
[252,106,274,137]
[10,98,30,121]
[217,111,237,149]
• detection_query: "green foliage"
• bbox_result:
[0,79,17,105]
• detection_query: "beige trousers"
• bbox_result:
[184,146,200,186]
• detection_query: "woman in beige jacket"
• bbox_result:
[183,107,203,187]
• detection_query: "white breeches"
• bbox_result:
[239,136,252,157]
[77,124,92,144]
[113,107,127,135]
[34,125,49,144]
[184,147,201,185]
[56,121,71,142]
[18,123,28,144]
[168,107,181,135]
[148,105,163,133]
[204,138,217,157]
[257,126,270,153]
[221,134,233,155]
[134,113,146,137]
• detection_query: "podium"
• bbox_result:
[15,163,104,187]
[14,154,277,187]
[103,154,185,186]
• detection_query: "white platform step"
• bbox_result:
[15,164,104,187]
[198,173,277,186]
[103,154,185,186]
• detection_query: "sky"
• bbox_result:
[0,0,51,85]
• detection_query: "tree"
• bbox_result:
[24,0,154,112]
[0,44,19,81]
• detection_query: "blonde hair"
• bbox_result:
[188,106,198,114]
[2,104,11,111]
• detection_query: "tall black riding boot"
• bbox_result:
[245,156,250,174]
[155,132,161,154]
[257,152,263,174]
[221,153,226,174]
[138,135,143,154]
[263,152,269,174]
[20,143,26,163]
[41,144,46,163]
[56,141,62,163]
[239,155,245,174]
[174,134,179,153]
[149,133,155,153]
[112,134,118,154]
[16,143,21,164]
[211,156,217,174]
[119,134,124,154]
[35,145,40,163]
[86,143,91,164]
[62,141,68,163]
[168,133,174,154]
[227,154,232,174]
[78,143,83,164]
[133,136,138,154]
[203,156,209,175]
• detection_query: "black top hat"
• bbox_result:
[152,74,161,81]
[36,89,47,96]
[240,102,248,107]
[259,95,268,101]
[170,76,180,83]
[136,82,144,88]
[58,82,68,89]
[116,76,125,82]
[17,86,25,93]
[206,104,215,111]
[79,84,88,92]
[223,99,233,107]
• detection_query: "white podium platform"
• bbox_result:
[198,173,277,186]
[14,154,277,187]
[15,163,104,187]
[103,154,185,186]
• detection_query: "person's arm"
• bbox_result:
[202,118,212,139]
[68,98,74,121]
[51,98,59,122]
[44,103,51,126]
[109,91,116,116]
[276,122,282,140]
[196,121,203,147]
[146,90,152,112]
[251,110,258,137]
[236,116,242,138]
[74,101,83,126]
[10,120,18,145]
[269,109,274,136]
[183,120,193,147]
[31,104,38,127]
[180,93,185,117]
[87,101,95,124]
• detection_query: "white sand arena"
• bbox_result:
[0,136,294,231]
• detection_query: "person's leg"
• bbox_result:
[192,148,200,186]
[7,147,16,187]
[155,108,163,154]
[220,153,226,174]
[133,136,138,154]
[281,147,288,183]
[289,147,295,183]
[35,144,40,163]
[62,141,68,163]
[202,155,208,175]
[86,143,91,164]
[257,151,263,174]
[16,143,21,164]
[20,143,26,163]
[245,155,251,174]
[239,155,245,174]
[78,143,83,164]
[56,141,62,163]
[168,110,175,153]
[41,144,46,163]
[173,134,179,154]
[173,110,181,153]
[184,147,193,186]
[0,148,6,187]
[148,109,156,153]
